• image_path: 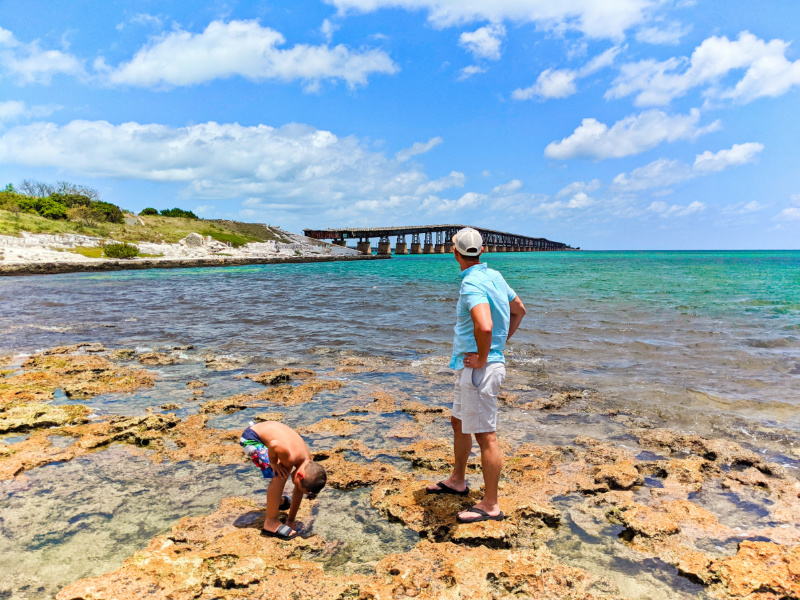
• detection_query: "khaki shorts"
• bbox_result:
[452,363,506,434]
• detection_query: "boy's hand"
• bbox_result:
[272,461,290,479]
[286,520,300,532]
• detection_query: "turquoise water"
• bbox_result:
[2,250,799,600]
[2,250,799,434]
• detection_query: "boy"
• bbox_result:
[240,420,327,540]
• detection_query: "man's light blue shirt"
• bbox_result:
[450,263,516,370]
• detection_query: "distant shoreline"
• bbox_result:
[1,254,387,277]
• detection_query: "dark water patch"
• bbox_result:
[743,337,797,349]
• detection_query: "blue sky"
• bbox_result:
[0,0,798,249]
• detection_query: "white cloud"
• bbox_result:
[327,0,654,40]
[612,141,763,192]
[459,24,506,61]
[395,136,443,162]
[458,65,486,80]
[416,170,465,194]
[544,108,719,160]
[0,119,473,222]
[320,19,339,43]
[513,46,621,100]
[608,31,800,106]
[422,191,487,213]
[557,179,601,197]
[0,26,84,84]
[635,21,689,45]
[778,194,800,221]
[106,20,398,89]
[647,200,705,217]
[0,100,58,122]
[693,142,764,172]
[117,13,164,31]
[492,179,522,194]
[722,201,766,215]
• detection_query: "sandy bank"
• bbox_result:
[0,230,384,276]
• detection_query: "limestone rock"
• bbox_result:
[253,411,284,422]
[0,402,90,433]
[57,497,625,600]
[187,379,208,388]
[298,418,361,437]
[241,368,315,385]
[349,390,398,413]
[1,353,154,403]
[108,348,135,360]
[181,232,205,247]
[607,502,681,538]
[708,541,800,599]
[594,461,644,490]
[137,351,178,366]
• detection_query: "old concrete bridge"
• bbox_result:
[303,225,577,255]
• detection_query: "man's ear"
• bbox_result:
[297,471,305,480]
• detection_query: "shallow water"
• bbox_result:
[1,251,799,598]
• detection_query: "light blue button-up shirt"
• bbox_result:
[450,263,516,369]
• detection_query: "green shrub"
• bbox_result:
[140,207,159,216]
[32,197,68,220]
[103,242,139,259]
[50,193,92,208]
[160,207,198,219]
[89,200,124,223]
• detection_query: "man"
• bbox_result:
[426,227,526,523]
[240,420,327,539]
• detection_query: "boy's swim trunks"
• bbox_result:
[240,427,274,478]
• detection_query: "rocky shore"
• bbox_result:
[1,344,798,600]
[0,230,381,276]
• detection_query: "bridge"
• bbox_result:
[303,225,577,255]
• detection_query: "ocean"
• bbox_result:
[1,250,799,599]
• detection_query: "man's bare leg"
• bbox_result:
[427,416,472,493]
[458,431,502,518]
[263,475,293,534]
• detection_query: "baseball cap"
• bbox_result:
[453,227,483,256]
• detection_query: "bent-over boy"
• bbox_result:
[240,420,327,540]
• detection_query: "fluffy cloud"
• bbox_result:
[0,27,84,84]
[634,21,689,45]
[544,108,719,160]
[607,31,800,106]
[0,120,460,221]
[513,46,621,100]
[327,0,653,40]
[459,24,506,60]
[492,179,522,194]
[458,65,486,80]
[693,142,764,172]
[0,100,58,122]
[612,142,763,191]
[778,194,800,221]
[104,20,398,89]
[395,136,443,162]
[556,179,601,197]
[647,200,705,217]
[416,170,465,194]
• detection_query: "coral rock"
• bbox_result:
[137,351,178,366]
[0,402,90,433]
[241,368,315,385]
[594,461,644,490]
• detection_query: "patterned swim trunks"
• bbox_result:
[240,427,274,479]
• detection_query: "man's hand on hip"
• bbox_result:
[464,352,487,369]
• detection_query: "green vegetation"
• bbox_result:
[0,179,293,248]
[160,207,198,219]
[69,246,104,259]
[103,242,139,259]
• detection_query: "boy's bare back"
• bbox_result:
[250,421,310,469]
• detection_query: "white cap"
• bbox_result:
[453,227,483,256]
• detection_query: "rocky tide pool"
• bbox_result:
[1,252,799,599]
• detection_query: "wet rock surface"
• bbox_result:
[56,496,627,600]
[1,345,798,600]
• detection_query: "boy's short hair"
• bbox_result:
[302,461,327,497]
